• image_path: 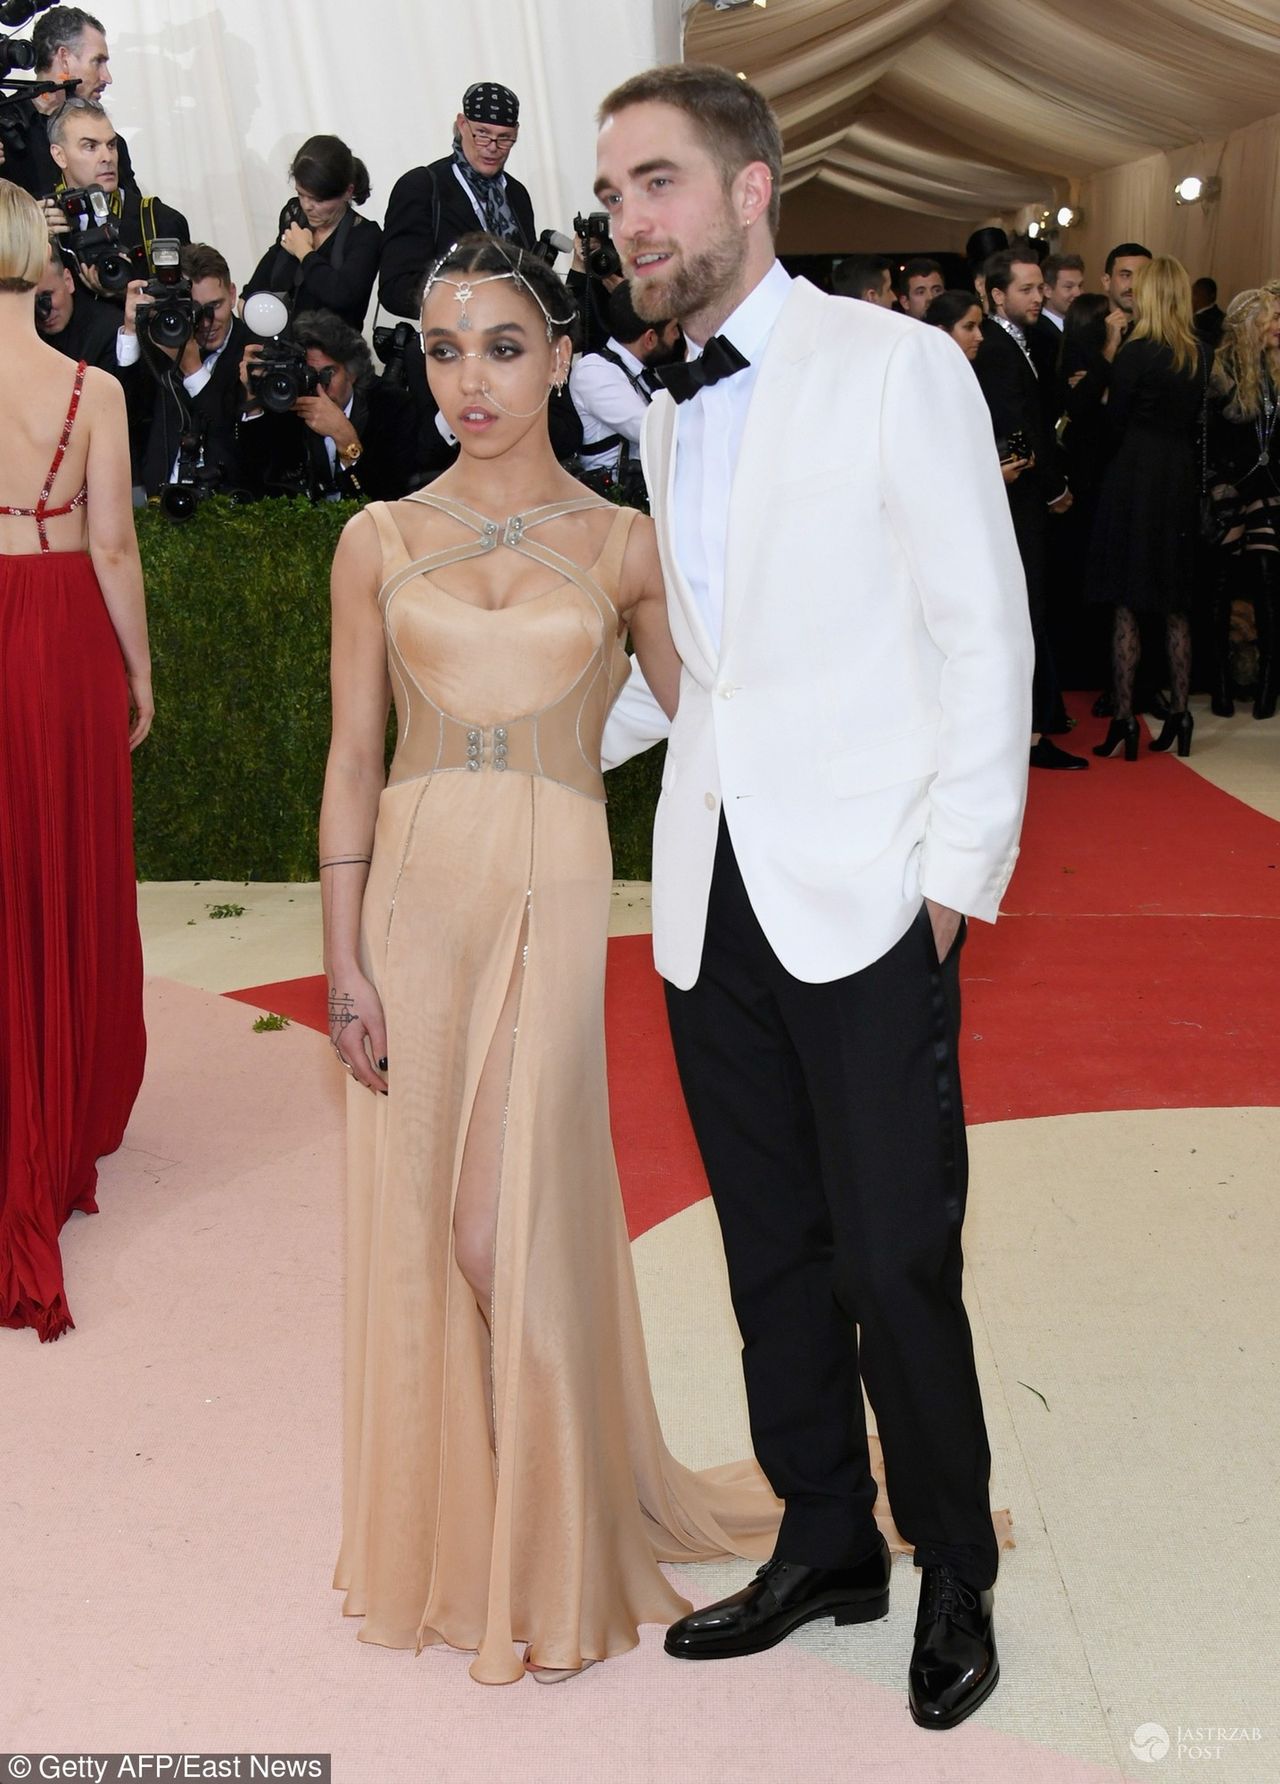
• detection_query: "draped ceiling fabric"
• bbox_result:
[683,0,1280,291]
[55,0,687,316]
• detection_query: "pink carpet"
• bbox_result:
[2,977,1119,1782]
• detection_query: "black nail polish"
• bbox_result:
[377,1057,388,1071]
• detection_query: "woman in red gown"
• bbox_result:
[0,182,152,1340]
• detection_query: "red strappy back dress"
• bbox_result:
[0,362,146,1341]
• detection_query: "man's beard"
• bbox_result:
[639,335,683,370]
[630,210,746,329]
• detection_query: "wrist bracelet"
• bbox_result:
[319,855,372,869]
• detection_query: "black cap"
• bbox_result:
[462,83,519,128]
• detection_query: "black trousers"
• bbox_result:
[665,821,999,1590]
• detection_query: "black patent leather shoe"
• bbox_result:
[908,1566,999,1729]
[664,1539,891,1660]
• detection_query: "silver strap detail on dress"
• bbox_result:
[380,494,619,615]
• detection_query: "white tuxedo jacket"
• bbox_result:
[602,277,1033,990]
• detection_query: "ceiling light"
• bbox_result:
[1056,205,1079,228]
[1027,220,1041,238]
[1174,175,1219,205]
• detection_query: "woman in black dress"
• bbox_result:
[242,135,381,333]
[1205,287,1280,718]
[1090,256,1208,758]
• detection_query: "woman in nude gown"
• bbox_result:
[318,236,782,1685]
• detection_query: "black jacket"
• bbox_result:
[235,378,422,504]
[1195,304,1226,353]
[0,99,138,200]
[973,318,1068,509]
[41,290,123,377]
[378,155,536,320]
[128,315,251,497]
[243,209,382,333]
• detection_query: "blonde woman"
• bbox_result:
[1206,287,1280,718]
[0,179,150,1341]
[1089,255,1208,758]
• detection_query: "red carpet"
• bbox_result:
[227,694,1280,1239]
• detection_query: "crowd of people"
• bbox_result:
[3,12,1275,1740]
[841,231,1279,759]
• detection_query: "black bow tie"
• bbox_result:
[656,334,750,404]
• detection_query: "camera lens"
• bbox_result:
[94,250,134,295]
[159,484,197,521]
[148,303,190,350]
[0,36,35,72]
[261,369,300,414]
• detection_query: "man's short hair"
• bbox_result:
[902,257,942,285]
[47,94,109,148]
[181,243,231,288]
[984,248,1040,298]
[292,308,374,387]
[32,6,105,73]
[607,280,666,344]
[1194,275,1218,302]
[1105,241,1152,276]
[1043,252,1084,284]
[833,253,891,299]
[598,63,784,238]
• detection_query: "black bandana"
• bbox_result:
[462,82,520,128]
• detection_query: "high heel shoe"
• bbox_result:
[1149,711,1194,756]
[1092,717,1139,760]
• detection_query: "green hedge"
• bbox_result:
[132,496,663,881]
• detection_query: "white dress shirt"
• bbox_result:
[1042,306,1066,332]
[570,337,650,471]
[672,259,792,655]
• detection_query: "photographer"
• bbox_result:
[378,82,535,319]
[570,279,679,492]
[566,214,624,356]
[0,6,137,198]
[33,237,120,372]
[242,134,381,333]
[44,98,187,298]
[115,241,246,499]
[236,307,419,503]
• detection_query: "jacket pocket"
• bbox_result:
[827,721,940,797]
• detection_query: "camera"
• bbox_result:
[372,318,416,390]
[0,0,58,26]
[0,35,35,74]
[159,426,223,521]
[528,227,574,268]
[135,237,215,351]
[248,339,331,413]
[53,185,143,294]
[34,288,52,323]
[572,211,621,279]
[243,289,333,414]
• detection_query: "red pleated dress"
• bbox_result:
[0,363,146,1341]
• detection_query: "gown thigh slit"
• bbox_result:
[333,495,783,1685]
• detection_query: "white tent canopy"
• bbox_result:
[685,0,1280,288]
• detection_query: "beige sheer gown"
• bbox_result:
[332,494,783,1684]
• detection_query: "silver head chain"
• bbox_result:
[422,240,576,342]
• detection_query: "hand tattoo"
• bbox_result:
[328,989,358,1049]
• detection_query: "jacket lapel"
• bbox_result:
[645,393,719,680]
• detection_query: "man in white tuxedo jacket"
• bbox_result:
[596,68,1032,1731]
